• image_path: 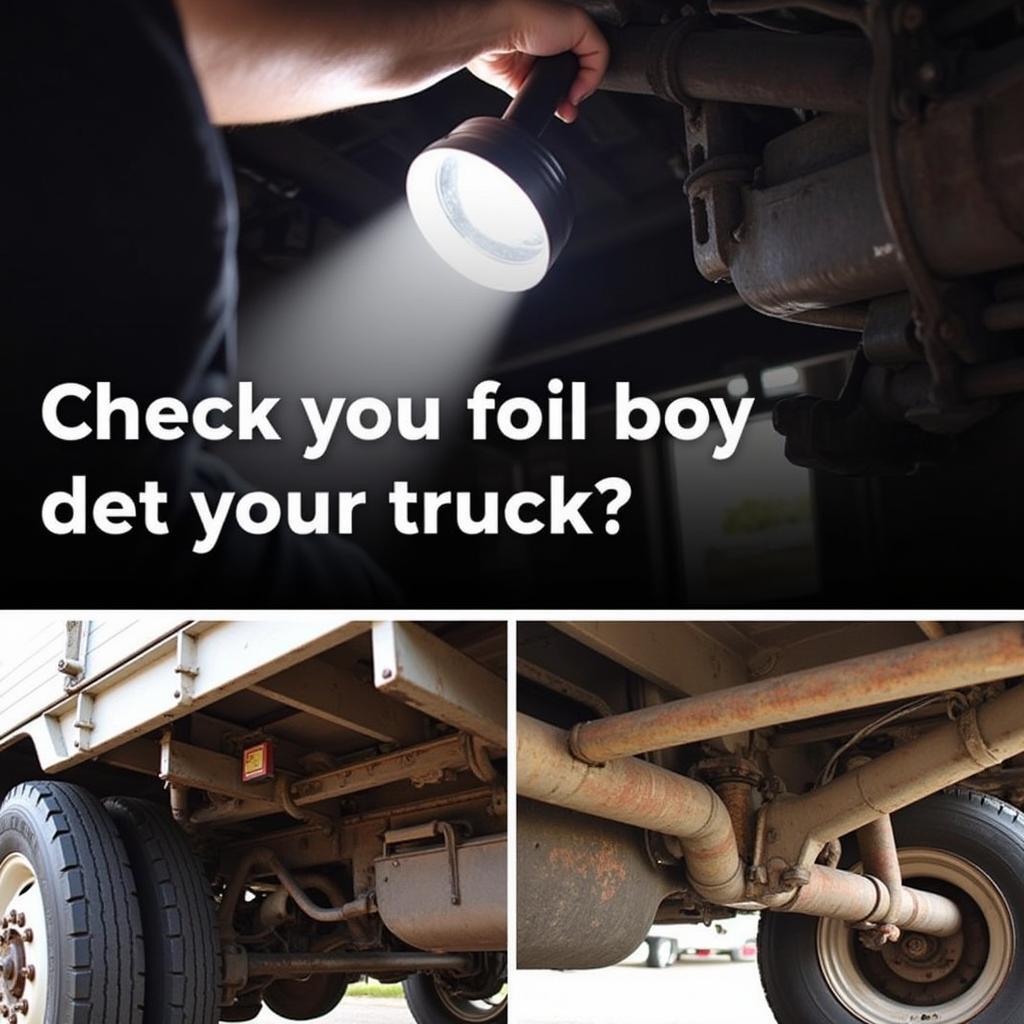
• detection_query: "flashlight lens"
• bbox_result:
[436,153,546,265]
[407,148,551,292]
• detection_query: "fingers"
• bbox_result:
[468,1,609,120]
[510,0,609,113]
[556,98,578,123]
[563,6,609,108]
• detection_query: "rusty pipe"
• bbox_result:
[518,715,962,936]
[763,682,1024,868]
[772,865,962,937]
[571,623,1024,764]
[517,713,745,903]
[602,25,871,114]
[518,715,969,936]
[219,847,375,938]
[856,815,903,926]
[243,951,474,977]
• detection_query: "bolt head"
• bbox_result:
[22,931,31,944]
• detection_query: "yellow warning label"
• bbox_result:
[242,744,270,781]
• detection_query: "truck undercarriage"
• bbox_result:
[587,0,1024,475]
[0,619,507,1024]
[518,620,1024,1022]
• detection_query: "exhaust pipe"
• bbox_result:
[771,864,962,937]
[602,25,871,114]
[517,713,745,903]
[520,676,1024,939]
[570,623,1024,765]
[518,712,960,935]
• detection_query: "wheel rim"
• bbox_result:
[434,977,507,1022]
[0,854,48,1024]
[817,848,1014,1024]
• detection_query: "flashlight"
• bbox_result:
[407,52,578,292]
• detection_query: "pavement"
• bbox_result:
[515,959,777,1024]
[256,996,414,1023]
[251,959,777,1023]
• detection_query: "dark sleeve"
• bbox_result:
[2,0,238,579]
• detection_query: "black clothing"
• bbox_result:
[3,0,395,604]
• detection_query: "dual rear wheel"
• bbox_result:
[1,782,504,1024]
[0,782,217,1024]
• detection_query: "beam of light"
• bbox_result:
[226,203,519,497]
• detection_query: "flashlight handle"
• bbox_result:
[502,52,580,136]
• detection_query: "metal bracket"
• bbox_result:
[958,708,1002,769]
[682,100,753,283]
[173,631,200,707]
[60,620,89,692]
[383,821,462,905]
[463,734,499,782]
[72,692,95,753]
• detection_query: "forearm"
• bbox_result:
[174,0,512,124]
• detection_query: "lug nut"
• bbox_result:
[19,966,34,982]
[13,916,23,930]
[21,931,31,944]
[13,1002,26,1015]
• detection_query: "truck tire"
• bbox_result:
[262,975,348,1019]
[104,797,219,1024]
[403,972,507,1024]
[646,937,677,968]
[0,781,146,1024]
[758,788,1024,1024]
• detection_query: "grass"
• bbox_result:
[348,979,508,1001]
[348,980,405,998]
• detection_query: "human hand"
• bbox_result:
[468,0,609,122]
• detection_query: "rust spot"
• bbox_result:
[547,840,628,902]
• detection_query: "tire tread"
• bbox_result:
[0,781,146,1024]
[104,796,220,1024]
